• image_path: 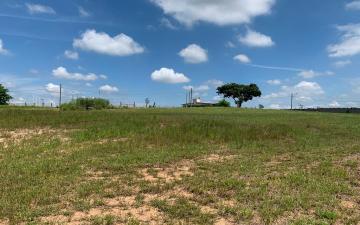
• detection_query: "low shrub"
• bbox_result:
[61,98,111,110]
[215,99,231,107]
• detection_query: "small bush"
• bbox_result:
[61,98,111,110]
[215,99,231,107]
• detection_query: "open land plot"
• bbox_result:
[0,107,359,225]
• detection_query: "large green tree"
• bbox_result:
[0,84,12,105]
[217,83,261,108]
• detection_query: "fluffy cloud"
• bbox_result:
[52,67,99,81]
[78,6,91,17]
[233,54,251,63]
[287,81,324,101]
[160,18,177,30]
[29,69,39,75]
[334,60,352,68]
[64,50,79,60]
[267,79,281,85]
[329,101,340,108]
[150,0,275,27]
[151,68,190,84]
[205,79,224,88]
[183,85,209,92]
[45,83,61,96]
[269,104,281,109]
[73,30,144,56]
[26,3,56,14]
[346,1,360,10]
[293,81,324,95]
[264,81,324,102]
[99,85,119,93]
[0,39,9,55]
[183,79,224,99]
[225,41,236,48]
[328,24,360,57]
[179,44,208,64]
[238,29,274,47]
[298,70,334,79]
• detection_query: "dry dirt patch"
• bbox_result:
[266,154,292,167]
[96,137,130,145]
[200,154,237,163]
[340,200,357,209]
[0,128,71,148]
[139,160,195,183]
[138,153,238,184]
[41,202,164,224]
[214,218,236,225]
[0,219,9,225]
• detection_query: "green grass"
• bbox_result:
[0,107,359,224]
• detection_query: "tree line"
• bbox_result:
[0,82,262,108]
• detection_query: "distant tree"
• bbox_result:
[259,104,265,109]
[61,98,110,110]
[0,84,12,105]
[217,83,261,108]
[215,99,231,107]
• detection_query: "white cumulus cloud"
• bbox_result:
[334,60,352,68]
[0,39,9,55]
[26,3,56,14]
[150,0,275,27]
[99,85,119,93]
[78,6,91,17]
[238,29,274,47]
[183,85,209,92]
[73,30,144,56]
[52,67,99,81]
[45,83,61,96]
[205,79,224,88]
[328,24,360,57]
[298,70,334,79]
[179,44,208,64]
[234,54,251,63]
[264,81,324,102]
[269,104,281,109]
[329,101,340,108]
[346,1,360,10]
[160,18,177,30]
[64,50,79,60]
[267,79,281,85]
[151,68,190,84]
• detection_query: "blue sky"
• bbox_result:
[0,0,360,108]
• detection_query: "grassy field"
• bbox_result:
[0,107,359,225]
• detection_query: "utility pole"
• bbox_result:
[290,93,297,110]
[188,91,191,107]
[190,88,193,107]
[59,84,62,110]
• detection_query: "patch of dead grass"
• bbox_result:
[139,160,195,184]
[214,218,236,225]
[96,137,130,145]
[0,128,71,148]
[200,154,237,163]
